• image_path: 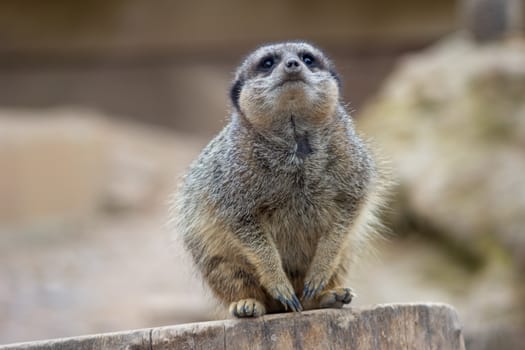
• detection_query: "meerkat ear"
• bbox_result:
[329,69,342,88]
[229,79,244,110]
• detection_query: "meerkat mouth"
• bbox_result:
[275,76,307,89]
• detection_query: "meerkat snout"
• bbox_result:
[283,57,302,73]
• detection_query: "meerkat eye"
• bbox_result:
[302,53,315,66]
[258,56,275,70]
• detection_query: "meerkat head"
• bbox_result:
[230,42,341,130]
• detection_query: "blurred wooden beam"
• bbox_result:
[0,303,465,350]
[0,0,456,54]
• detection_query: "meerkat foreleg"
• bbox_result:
[234,223,303,313]
[302,223,350,301]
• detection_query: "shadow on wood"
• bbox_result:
[0,303,465,350]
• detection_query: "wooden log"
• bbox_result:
[0,303,465,350]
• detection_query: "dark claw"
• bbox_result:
[277,292,302,312]
[302,283,312,300]
[304,289,311,300]
[302,285,309,299]
[292,294,303,311]
[314,282,325,296]
[309,286,316,299]
[303,281,325,300]
[277,295,288,310]
[286,299,295,312]
[291,295,298,311]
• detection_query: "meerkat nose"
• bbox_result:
[285,58,301,73]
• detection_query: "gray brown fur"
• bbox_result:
[171,42,386,317]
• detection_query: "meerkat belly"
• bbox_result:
[261,188,337,276]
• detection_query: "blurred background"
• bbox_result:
[0,0,524,349]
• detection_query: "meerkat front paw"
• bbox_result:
[318,287,355,308]
[268,281,303,312]
[229,298,267,318]
[302,275,328,300]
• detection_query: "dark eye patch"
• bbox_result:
[302,53,315,66]
[256,54,278,73]
[299,52,320,69]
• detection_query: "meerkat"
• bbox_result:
[171,41,385,318]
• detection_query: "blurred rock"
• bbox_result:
[101,120,206,212]
[0,109,108,231]
[461,0,523,42]
[358,35,525,348]
[0,111,210,344]
[0,108,207,232]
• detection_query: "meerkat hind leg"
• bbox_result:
[318,287,355,309]
[199,254,269,317]
[229,298,267,317]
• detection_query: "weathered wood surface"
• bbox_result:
[0,303,465,350]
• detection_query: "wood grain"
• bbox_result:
[0,303,465,350]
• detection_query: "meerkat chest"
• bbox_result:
[262,161,344,230]
[248,129,361,231]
